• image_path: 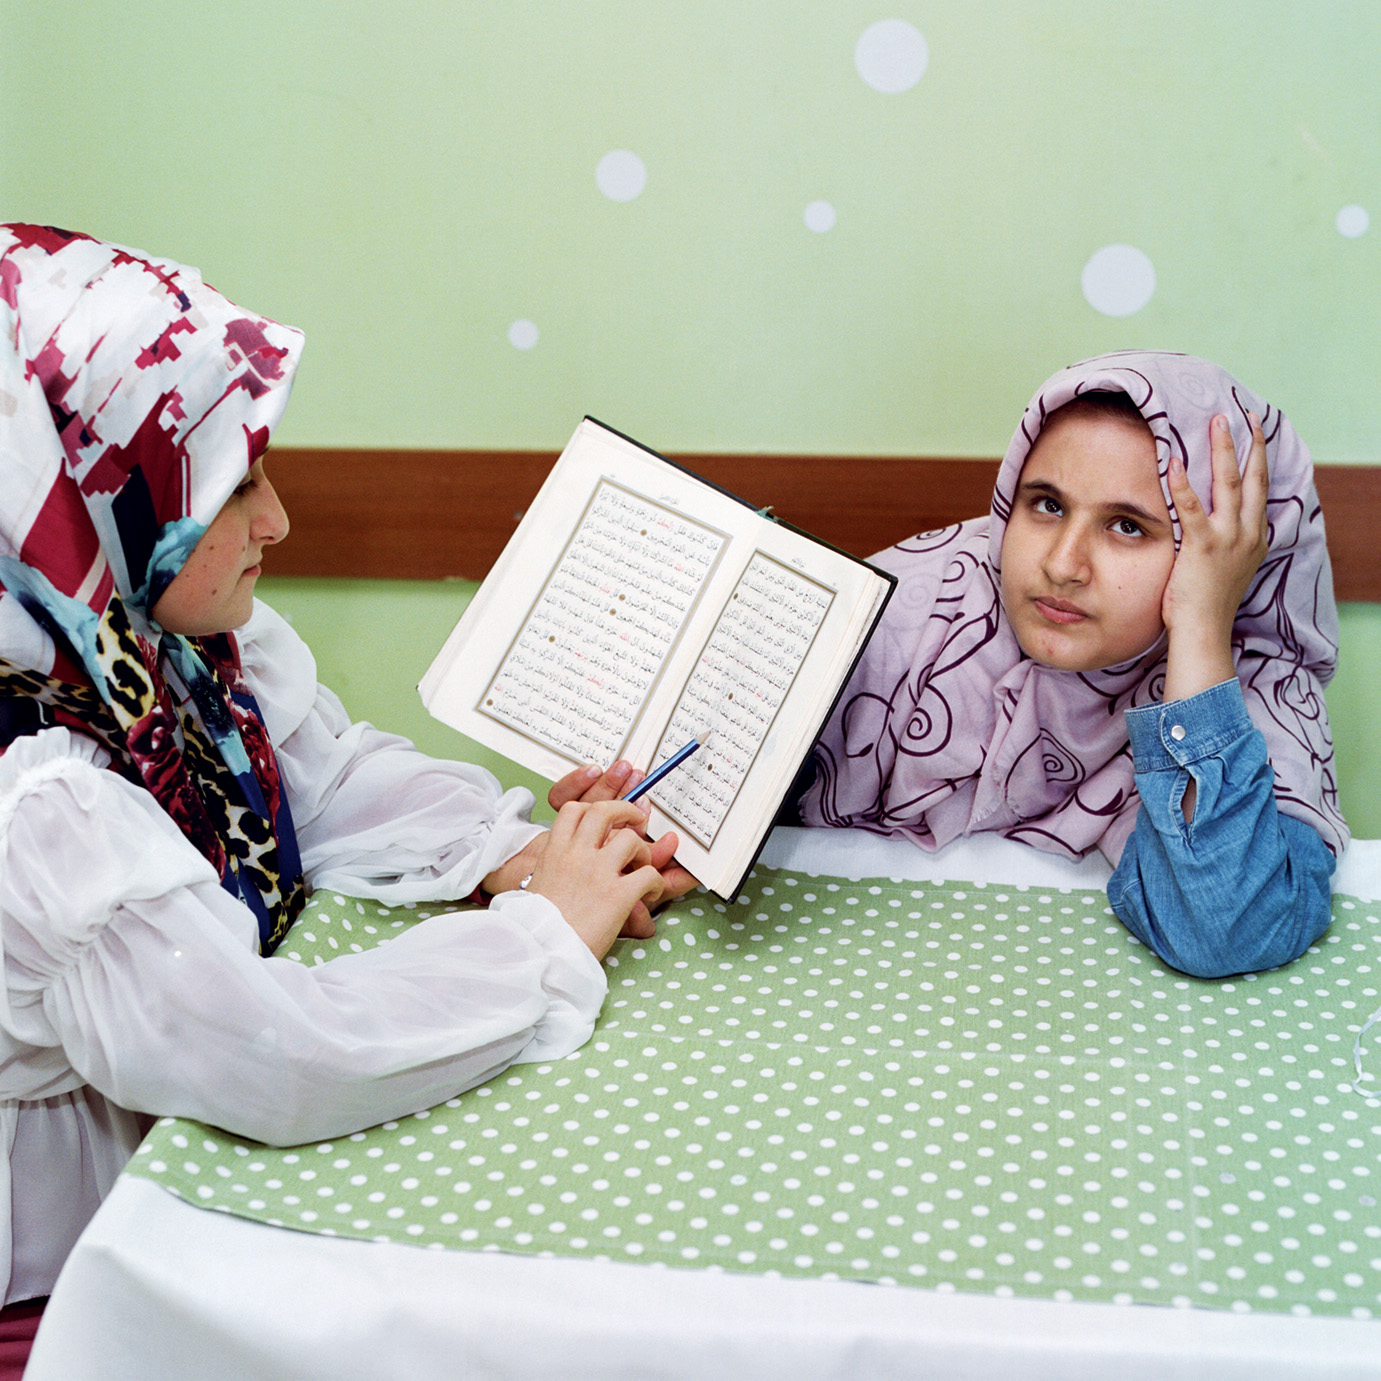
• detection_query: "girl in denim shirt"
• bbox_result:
[802,352,1346,979]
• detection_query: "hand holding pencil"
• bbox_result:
[621,736,704,803]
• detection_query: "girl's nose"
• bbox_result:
[1043,525,1091,585]
[252,477,291,546]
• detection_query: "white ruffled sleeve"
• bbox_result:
[0,730,607,1146]
[236,600,545,902]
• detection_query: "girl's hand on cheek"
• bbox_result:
[1160,412,1269,700]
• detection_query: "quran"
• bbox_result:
[420,419,895,898]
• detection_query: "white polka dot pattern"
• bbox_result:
[127,875,1381,1318]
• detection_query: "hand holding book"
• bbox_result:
[423,418,895,900]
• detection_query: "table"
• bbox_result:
[27,829,1381,1380]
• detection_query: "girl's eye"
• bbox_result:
[1112,517,1143,537]
[1035,496,1062,516]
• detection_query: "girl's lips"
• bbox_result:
[1034,597,1087,625]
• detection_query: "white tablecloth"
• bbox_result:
[27,830,1381,1381]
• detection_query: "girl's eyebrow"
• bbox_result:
[1017,478,1170,532]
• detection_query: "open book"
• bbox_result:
[420,419,895,899]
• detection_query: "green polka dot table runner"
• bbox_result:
[127,871,1381,1319]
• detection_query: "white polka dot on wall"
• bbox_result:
[855,20,929,94]
[595,150,647,203]
[1081,244,1157,318]
[804,201,837,233]
[1336,205,1370,239]
[507,319,540,351]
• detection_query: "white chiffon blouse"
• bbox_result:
[0,601,607,1305]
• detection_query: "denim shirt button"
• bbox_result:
[1169,724,1186,742]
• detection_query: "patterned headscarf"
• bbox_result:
[0,224,307,952]
[802,350,1348,864]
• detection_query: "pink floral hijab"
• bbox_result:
[0,225,308,951]
[801,350,1348,863]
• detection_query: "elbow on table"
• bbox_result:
[1115,873,1334,981]
[1154,939,1282,982]
[198,1068,432,1148]
[206,1083,349,1149]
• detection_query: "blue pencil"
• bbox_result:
[622,737,702,803]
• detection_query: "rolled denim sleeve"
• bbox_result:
[1107,678,1334,979]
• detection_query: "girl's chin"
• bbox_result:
[1018,630,1166,673]
[1015,624,1092,671]
[1028,651,1102,672]
[1008,600,1166,673]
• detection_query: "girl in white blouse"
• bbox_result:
[0,225,685,1313]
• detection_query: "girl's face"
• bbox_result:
[152,459,289,634]
[999,408,1176,672]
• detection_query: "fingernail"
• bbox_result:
[1247,410,1261,427]
[1213,414,1229,434]
[582,764,601,780]
[610,761,631,781]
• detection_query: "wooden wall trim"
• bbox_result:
[266,447,1381,602]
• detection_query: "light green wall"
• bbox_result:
[259,578,557,818]
[259,577,1381,841]
[1331,604,1381,840]
[4,2,1378,460]
[7,5,1378,829]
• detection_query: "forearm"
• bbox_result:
[1161,590,1238,834]
[1,753,606,1144]
[1107,680,1335,978]
[1162,622,1236,704]
[279,688,545,901]
[51,886,606,1145]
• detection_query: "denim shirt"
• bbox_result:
[1107,677,1335,979]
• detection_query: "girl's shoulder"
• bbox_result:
[869,516,992,597]
[0,727,218,952]
[0,726,112,813]
[866,516,996,640]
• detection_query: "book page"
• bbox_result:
[476,479,728,764]
[646,553,835,848]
